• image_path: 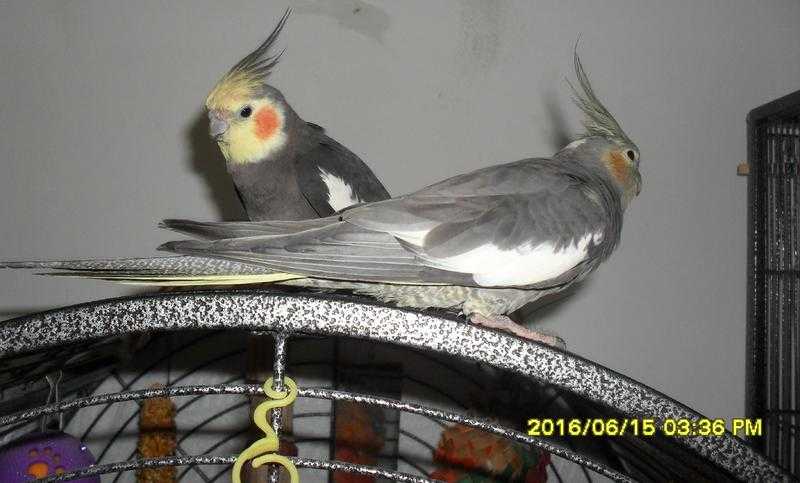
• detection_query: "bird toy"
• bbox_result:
[232,376,299,483]
[0,372,100,482]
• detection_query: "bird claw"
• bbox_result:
[469,314,566,350]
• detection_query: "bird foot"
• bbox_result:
[469,314,566,349]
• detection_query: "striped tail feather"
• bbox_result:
[0,255,302,286]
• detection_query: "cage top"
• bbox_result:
[0,289,790,482]
[748,88,800,124]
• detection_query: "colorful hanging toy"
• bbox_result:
[0,372,100,482]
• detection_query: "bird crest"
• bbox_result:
[568,48,634,148]
[206,8,291,110]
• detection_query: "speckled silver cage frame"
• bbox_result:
[0,290,790,482]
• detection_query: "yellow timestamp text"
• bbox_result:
[526,418,762,438]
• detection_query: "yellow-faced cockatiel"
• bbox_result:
[204,8,390,222]
[2,51,641,347]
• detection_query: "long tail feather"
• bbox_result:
[0,255,302,285]
[160,217,335,240]
[41,271,303,286]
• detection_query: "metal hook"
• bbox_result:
[40,370,64,432]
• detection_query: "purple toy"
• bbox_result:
[0,431,100,482]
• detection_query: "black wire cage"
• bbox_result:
[746,89,800,478]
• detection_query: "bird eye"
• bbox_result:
[240,106,253,118]
[626,149,636,161]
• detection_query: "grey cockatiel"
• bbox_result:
[2,52,641,345]
[205,8,389,222]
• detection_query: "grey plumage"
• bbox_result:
[160,217,333,240]
[224,105,390,221]
[205,10,390,222]
[162,153,621,287]
[284,280,558,319]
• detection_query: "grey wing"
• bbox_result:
[162,160,618,288]
[338,158,572,234]
[348,195,610,288]
[162,129,389,241]
[294,128,390,216]
[411,158,565,198]
[344,157,616,252]
[159,217,337,240]
[160,222,474,285]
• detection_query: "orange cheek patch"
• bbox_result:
[606,151,631,185]
[254,106,280,140]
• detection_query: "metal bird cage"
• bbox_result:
[746,89,800,478]
[0,289,790,482]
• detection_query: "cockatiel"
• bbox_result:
[2,52,641,346]
[205,8,389,222]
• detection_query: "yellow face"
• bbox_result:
[206,96,287,165]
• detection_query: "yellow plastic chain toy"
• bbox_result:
[232,376,299,483]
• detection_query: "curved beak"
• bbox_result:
[208,111,229,141]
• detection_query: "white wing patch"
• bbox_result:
[420,231,603,287]
[565,138,588,149]
[391,228,433,247]
[318,168,362,211]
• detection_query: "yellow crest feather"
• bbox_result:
[206,8,291,110]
